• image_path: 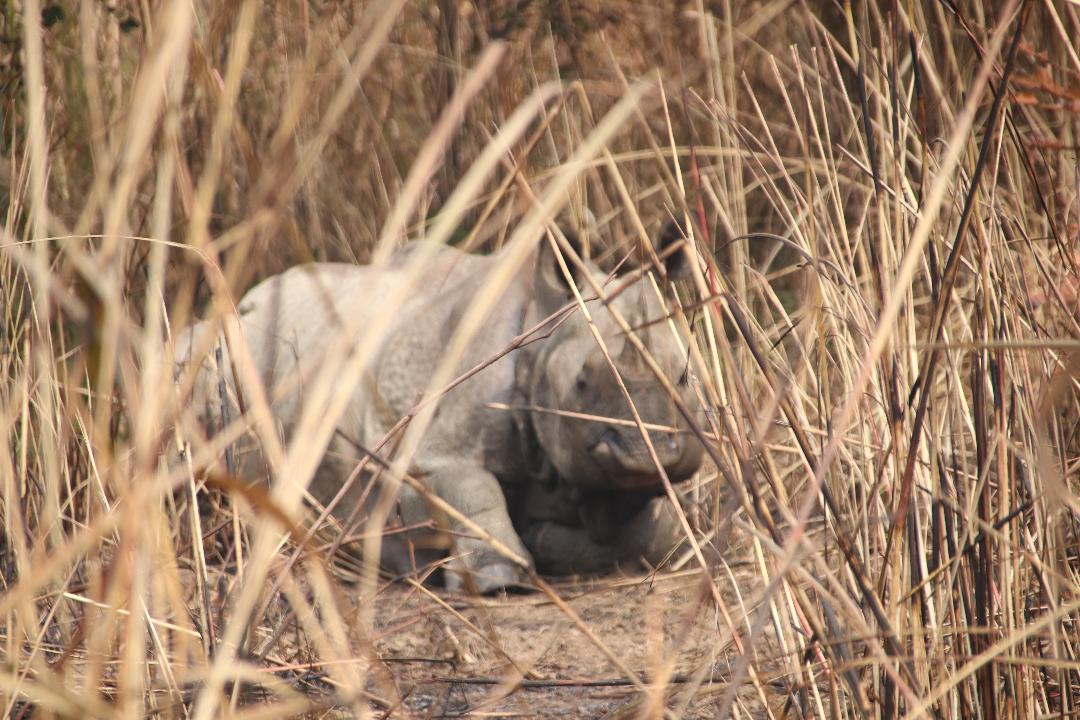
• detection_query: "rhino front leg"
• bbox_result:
[524,496,688,575]
[615,496,687,567]
[522,522,620,575]
[423,463,533,594]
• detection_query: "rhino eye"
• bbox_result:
[576,375,587,391]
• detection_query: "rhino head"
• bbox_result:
[519,221,705,497]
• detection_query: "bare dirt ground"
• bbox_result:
[347,559,790,718]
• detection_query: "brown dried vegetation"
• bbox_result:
[3,0,1080,717]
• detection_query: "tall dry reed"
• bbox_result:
[2,1,1079,717]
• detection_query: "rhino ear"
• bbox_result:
[657,218,695,281]
[536,228,585,300]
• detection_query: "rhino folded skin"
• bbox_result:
[176,225,705,593]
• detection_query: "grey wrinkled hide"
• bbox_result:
[175,231,704,593]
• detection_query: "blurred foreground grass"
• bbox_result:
[2,1,1080,717]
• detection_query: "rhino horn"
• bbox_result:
[589,425,700,483]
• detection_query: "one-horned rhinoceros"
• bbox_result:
[175,223,705,593]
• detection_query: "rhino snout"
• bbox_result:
[589,426,702,487]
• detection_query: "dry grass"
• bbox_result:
[3,0,1080,717]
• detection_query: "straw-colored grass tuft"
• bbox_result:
[3,1,1080,717]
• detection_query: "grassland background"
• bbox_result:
[3,0,1080,717]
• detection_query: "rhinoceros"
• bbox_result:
[175,222,704,592]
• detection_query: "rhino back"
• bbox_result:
[229,262,389,435]
[227,246,529,472]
